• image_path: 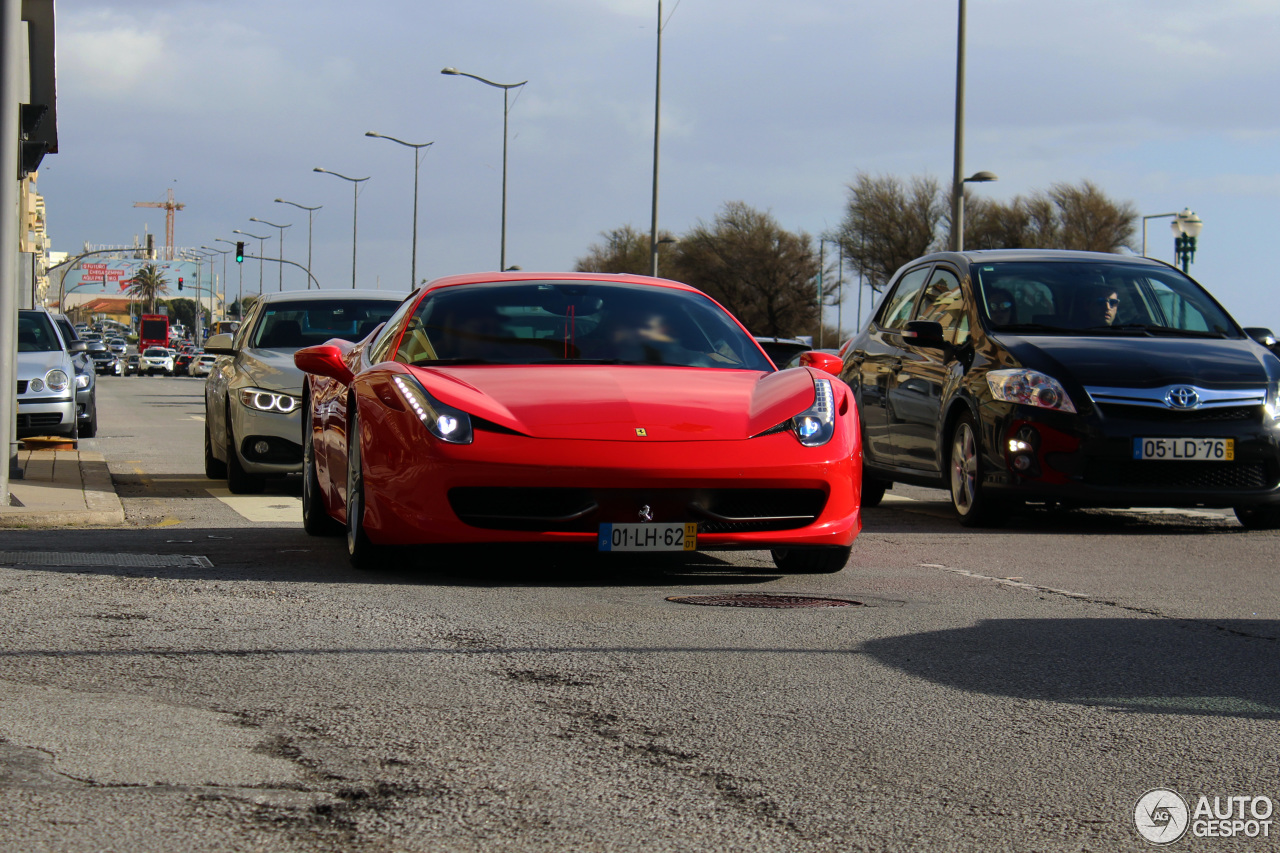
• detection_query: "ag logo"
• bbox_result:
[1135,788,1189,844]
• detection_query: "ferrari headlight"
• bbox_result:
[45,369,69,393]
[392,374,473,444]
[791,378,836,447]
[986,368,1076,413]
[239,387,301,414]
[76,373,90,389]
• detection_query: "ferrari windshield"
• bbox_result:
[975,260,1240,336]
[397,281,774,370]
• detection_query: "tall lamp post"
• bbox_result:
[249,217,292,291]
[366,132,433,290]
[214,238,244,317]
[949,0,1000,251]
[441,66,527,271]
[649,0,670,277]
[232,230,270,296]
[1171,208,1203,273]
[275,198,321,289]
[201,245,231,322]
[314,168,369,288]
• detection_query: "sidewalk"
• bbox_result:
[1,449,126,528]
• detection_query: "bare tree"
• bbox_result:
[576,224,676,274]
[668,202,819,337]
[964,180,1135,252]
[833,173,945,291]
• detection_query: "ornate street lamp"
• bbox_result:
[1171,209,1203,273]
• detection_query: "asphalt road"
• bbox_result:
[1,374,1276,852]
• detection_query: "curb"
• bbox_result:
[0,453,126,528]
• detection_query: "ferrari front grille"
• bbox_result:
[448,487,828,533]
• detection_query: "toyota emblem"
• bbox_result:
[1164,386,1200,409]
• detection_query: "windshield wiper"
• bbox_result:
[1099,323,1229,338]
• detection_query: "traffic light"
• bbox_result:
[177,277,184,290]
[235,242,245,263]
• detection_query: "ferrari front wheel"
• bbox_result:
[345,407,385,569]
[769,546,851,574]
[303,412,342,537]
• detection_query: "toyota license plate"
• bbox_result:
[1133,437,1234,461]
[599,523,697,552]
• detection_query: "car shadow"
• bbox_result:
[0,527,782,588]
[864,499,1247,537]
[861,617,1280,719]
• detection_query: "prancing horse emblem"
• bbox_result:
[638,505,653,522]
[635,428,647,436]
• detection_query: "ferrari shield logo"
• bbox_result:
[635,428,647,436]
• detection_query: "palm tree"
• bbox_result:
[125,263,170,314]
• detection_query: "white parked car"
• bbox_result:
[189,353,219,377]
[140,346,175,376]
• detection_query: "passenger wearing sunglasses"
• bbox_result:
[1086,289,1121,327]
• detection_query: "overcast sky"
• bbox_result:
[39,0,1280,336]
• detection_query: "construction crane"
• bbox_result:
[133,188,185,260]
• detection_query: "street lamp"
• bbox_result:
[314,168,369,288]
[441,66,527,271]
[649,1,671,278]
[366,132,434,290]
[1171,208,1203,273]
[275,199,321,289]
[249,217,292,291]
[214,238,244,317]
[232,229,270,296]
[201,245,231,325]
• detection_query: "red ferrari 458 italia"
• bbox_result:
[294,272,863,572]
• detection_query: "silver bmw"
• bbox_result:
[202,289,407,493]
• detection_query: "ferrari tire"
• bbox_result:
[303,416,342,536]
[769,546,851,574]
[225,413,265,495]
[1234,505,1280,530]
[949,411,1005,528]
[204,413,227,480]
[345,407,385,568]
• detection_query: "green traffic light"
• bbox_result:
[235,241,245,263]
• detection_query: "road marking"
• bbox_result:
[206,488,302,524]
[921,563,1090,599]
[189,415,206,421]
[152,517,183,528]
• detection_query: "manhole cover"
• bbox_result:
[666,593,861,608]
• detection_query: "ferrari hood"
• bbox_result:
[409,365,816,441]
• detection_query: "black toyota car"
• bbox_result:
[842,249,1280,529]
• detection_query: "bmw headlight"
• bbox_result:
[45,369,69,393]
[76,373,90,389]
[392,374,474,444]
[239,387,301,414]
[986,368,1076,413]
[791,378,836,447]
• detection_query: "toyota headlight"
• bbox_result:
[392,374,473,444]
[791,378,836,447]
[45,369,70,393]
[239,387,301,414]
[986,369,1076,413]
